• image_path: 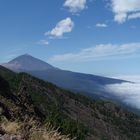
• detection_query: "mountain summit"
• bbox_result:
[3,54,55,72]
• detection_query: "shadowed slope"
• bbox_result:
[0,66,140,140]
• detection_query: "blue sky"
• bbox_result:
[0,0,140,76]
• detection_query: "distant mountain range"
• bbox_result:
[3,54,126,99]
[2,54,127,101]
[3,54,55,71]
[0,65,140,140]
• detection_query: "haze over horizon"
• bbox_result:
[0,0,140,76]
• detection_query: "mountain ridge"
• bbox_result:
[2,54,126,82]
[2,54,127,95]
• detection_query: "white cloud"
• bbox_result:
[128,12,140,20]
[105,76,140,109]
[38,40,49,46]
[110,0,140,23]
[114,13,127,23]
[96,23,108,28]
[64,0,87,13]
[45,17,74,38]
[49,43,140,62]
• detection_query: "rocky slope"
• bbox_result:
[0,65,140,140]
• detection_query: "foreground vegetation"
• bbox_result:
[0,65,140,140]
[0,116,73,140]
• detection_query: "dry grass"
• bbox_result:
[0,118,74,140]
[29,123,75,140]
[1,120,21,134]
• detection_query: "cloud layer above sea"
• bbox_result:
[105,76,140,109]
